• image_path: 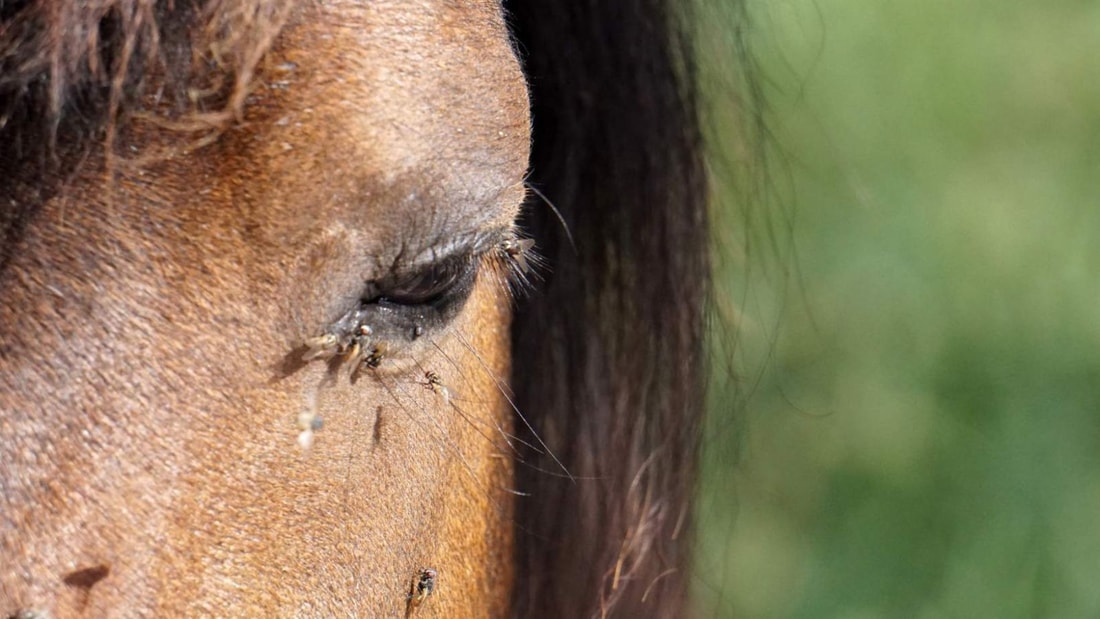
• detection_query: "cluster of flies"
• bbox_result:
[302,322,386,376]
[292,235,534,450]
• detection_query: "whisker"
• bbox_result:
[337,390,406,570]
[513,461,603,480]
[451,399,539,453]
[416,354,589,480]
[411,359,515,457]
[375,372,515,518]
[408,340,568,533]
[378,375,470,471]
[525,182,576,253]
[420,348,594,479]
[420,347,542,456]
[450,329,574,482]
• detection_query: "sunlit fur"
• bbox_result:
[1,1,526,615]
[0,0,709,617]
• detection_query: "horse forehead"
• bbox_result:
[258,0,531,230]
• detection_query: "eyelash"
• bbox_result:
[300,234,536,371]
[369,252,479,309]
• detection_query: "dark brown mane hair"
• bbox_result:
[506,2,708,617]
[0,0,290,276]
[0,0,290,161]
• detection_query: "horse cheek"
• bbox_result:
[426,276,517,616]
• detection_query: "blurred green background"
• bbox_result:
[694,1,1100,617]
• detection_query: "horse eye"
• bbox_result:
[372,253,477,308]
[300,246,497,370]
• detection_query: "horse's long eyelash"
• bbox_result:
[485,234,542,301]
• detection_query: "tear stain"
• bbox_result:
[297,386,320,450]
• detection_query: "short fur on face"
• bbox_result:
[0,1,711,617]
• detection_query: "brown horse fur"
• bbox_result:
[0,1,710,617]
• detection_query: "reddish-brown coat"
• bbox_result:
[1,1,528,616]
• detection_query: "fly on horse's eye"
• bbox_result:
[344,324,374,366]
[348,341,388,380]
[299,233,517,378]
[362,342,388,370]
[500,236,536,273]
[300,242,487,366]
[301,314,373,364]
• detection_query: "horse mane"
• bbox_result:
[0,0,290,160]
[506,2,708,617]
[0,0,292,278]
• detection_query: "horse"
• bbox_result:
[0,1,708,616]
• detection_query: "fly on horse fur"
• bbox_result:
[0,0,715,616]
[407,567,438,608]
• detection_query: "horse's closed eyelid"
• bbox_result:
[298,224,535,375]
[300,249,484,368]
[371,251,479,308]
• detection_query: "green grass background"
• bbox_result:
[695,1,1100,617]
